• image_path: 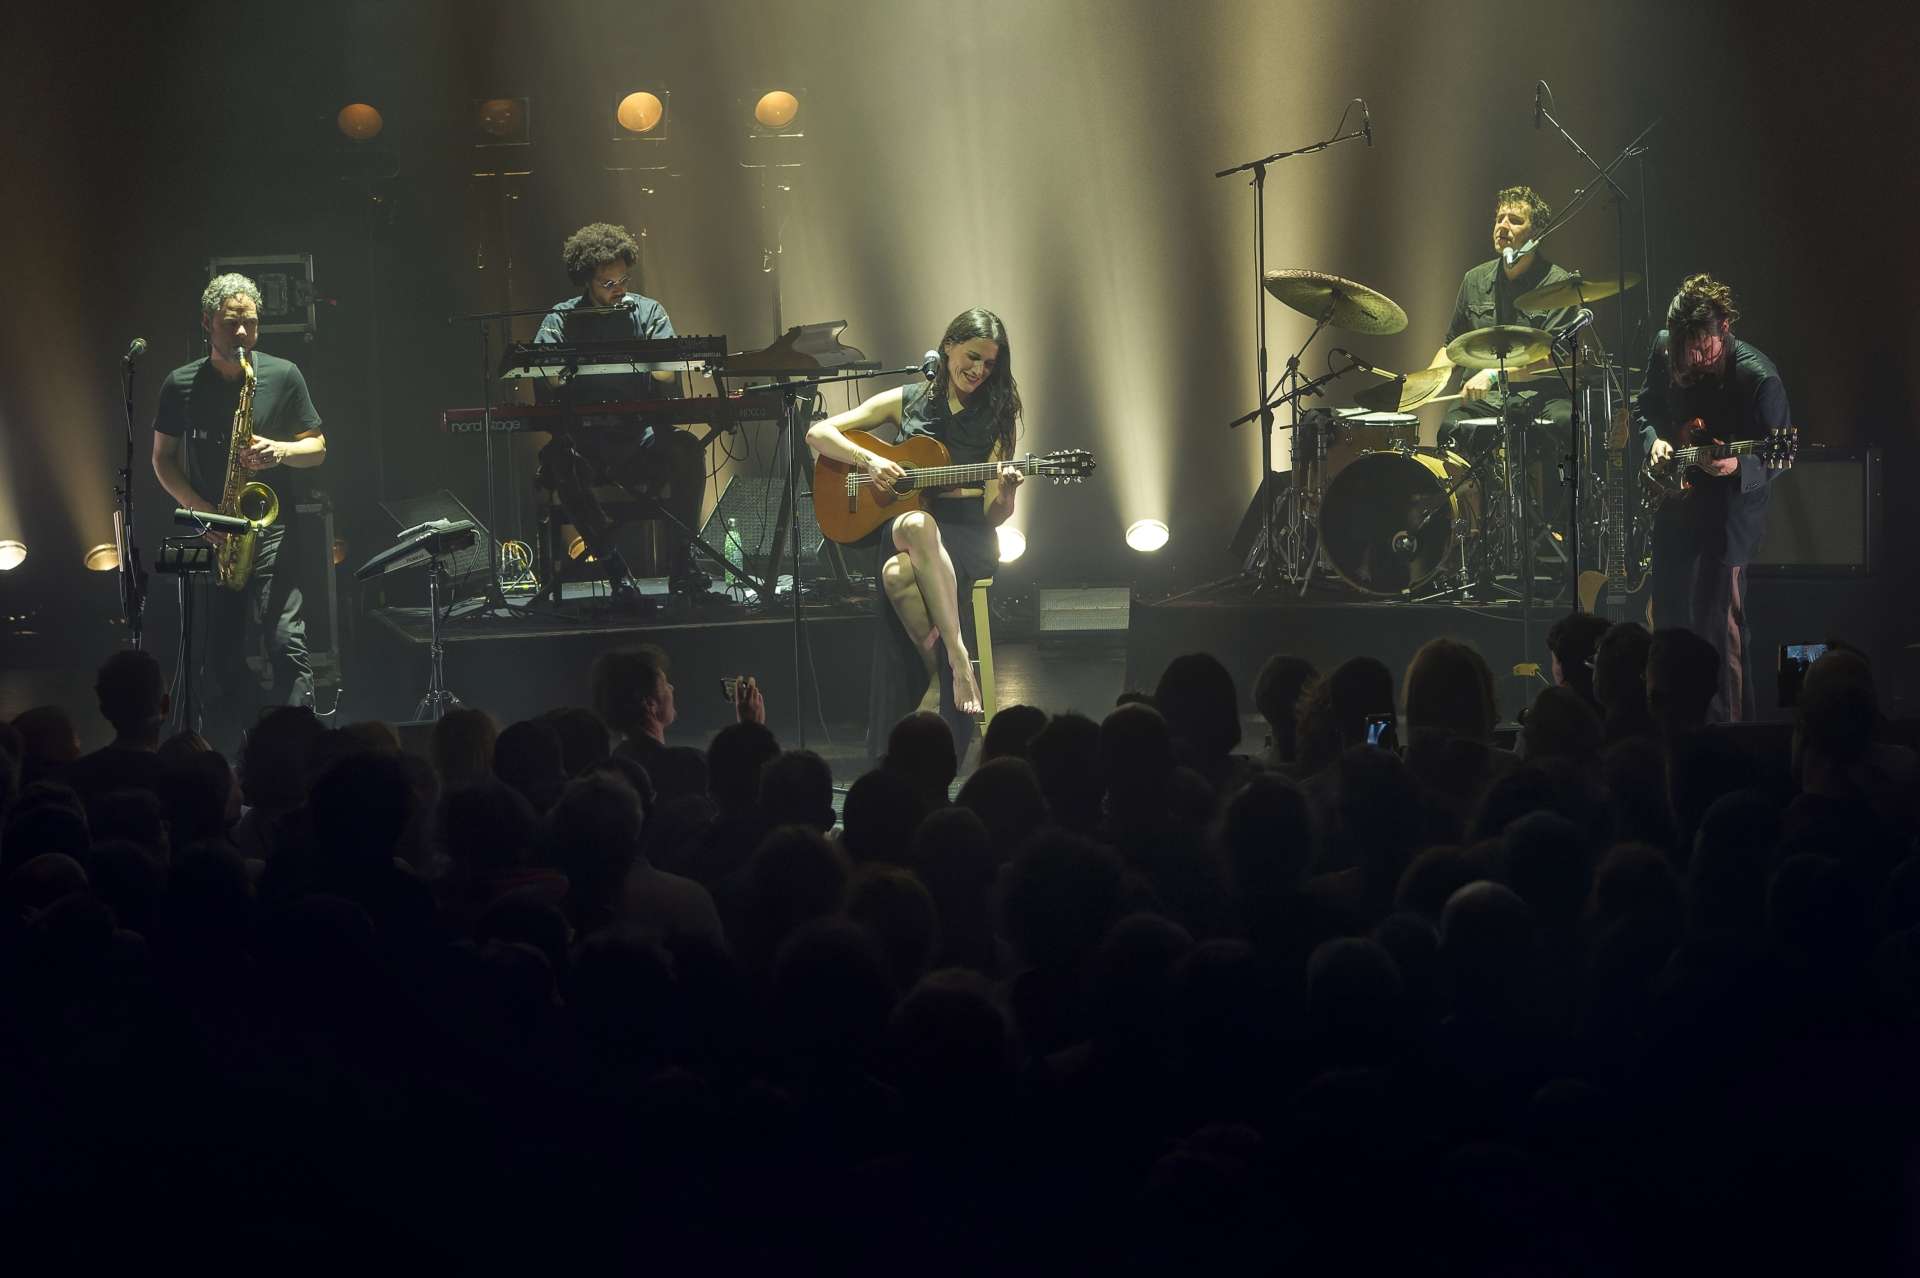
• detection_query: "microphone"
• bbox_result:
[1361,100,1372,147]
[123,337,148,365]
[173,507,252,533]
[1331,347,1395,379]
[1500,245,1517,268]
[1534,82,1543,130]
[920,349,941,380]
[1552,308,1596,345]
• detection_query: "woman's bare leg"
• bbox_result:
[892,511,981,715]
[881,552,941,713]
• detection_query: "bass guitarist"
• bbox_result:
[1636,273,1791,723]
[805,308,1025,757]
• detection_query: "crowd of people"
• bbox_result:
[0,618,1915,1271]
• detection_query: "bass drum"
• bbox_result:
[1321,449,1479,595]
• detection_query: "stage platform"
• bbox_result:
[1127,571,1902,725]
[1128,592,1553,721]
[361,579,879,747]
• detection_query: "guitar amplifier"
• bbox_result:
[1749,447,1879,576]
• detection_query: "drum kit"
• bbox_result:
[1248,267,1641,606]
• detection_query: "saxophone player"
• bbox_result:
[152,273,327,751]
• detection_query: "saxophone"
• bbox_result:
[214,346,279,590]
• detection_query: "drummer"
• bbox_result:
[1429,185,1577,472]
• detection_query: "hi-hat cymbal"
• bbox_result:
[1262,269,1408,336]
[1353,365,1450,412]
[1514,271,1642,312]
[1446,324,1553,370]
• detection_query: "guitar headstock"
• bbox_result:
[1758,424,1798,471]
[1033,449,1097,482]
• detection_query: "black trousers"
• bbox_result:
[1443,392,1574,532]
[202,524,312,753]
[539,428,707,576]
[1649,503,1753,723]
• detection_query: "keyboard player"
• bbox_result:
[534,221,711,604]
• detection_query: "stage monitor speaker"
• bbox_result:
[1750,447,1879,576]
[380,489,498,604]
[697,474,828,577]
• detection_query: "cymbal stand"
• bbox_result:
[1281,308,1335,594]
[413,556,462,721]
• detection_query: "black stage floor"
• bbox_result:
[2,570,1897,779]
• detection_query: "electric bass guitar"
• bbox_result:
[813,431,1097,546]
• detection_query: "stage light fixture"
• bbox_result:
[83,544,119,572]
[753,90,800,131]
[336,103,384,141]
[996,525,1027,564]
[617,91,666,136]
[1125,519,1170,553]
[0,540,25,571]
[474,97,531,147]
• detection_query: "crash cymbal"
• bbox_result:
[1353,365,1450,413]
[1446,324,1553,370]
[1262,269,1408,336]
[1513,271,1642,312]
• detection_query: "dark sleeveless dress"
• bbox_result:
[864,381,1003,765]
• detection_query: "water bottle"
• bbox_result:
[723,516,743,585]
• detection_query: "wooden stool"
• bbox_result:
[969,577,996,726]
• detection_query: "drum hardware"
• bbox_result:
[1208,112,1391,601]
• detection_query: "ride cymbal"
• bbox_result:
[1513,271,1642,312]
[1262,269,1408,336]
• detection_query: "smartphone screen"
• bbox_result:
[1776,643,1828,709]
[1364,713,1397,751]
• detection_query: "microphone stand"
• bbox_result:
[1526,90,1659,612]
[117,350,149,648]
[1214,101,1371,595]
[739,362,923,751]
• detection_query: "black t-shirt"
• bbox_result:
[153,350,324,509]
[897,381,998,526]
[533,292,677,409]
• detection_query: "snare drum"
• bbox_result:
[1320,448,1481,595]
[1333,408,1420,455]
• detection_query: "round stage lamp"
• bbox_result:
[83,544,120,572]
[0,540,25,571]
[754,90,799,130]
[336,102,384,140]
[1125,519,1170,553]
[617,91,664,134]
[996,525,1027,564]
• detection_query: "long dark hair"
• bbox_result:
[928,308,1022,461]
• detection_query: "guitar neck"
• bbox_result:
[853,456,1031,489]
[1673,437,1766,467]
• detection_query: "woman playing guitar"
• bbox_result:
[806,308,1025,750]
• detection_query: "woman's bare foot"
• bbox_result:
[949,652,983,717]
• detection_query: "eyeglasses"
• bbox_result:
[592,275,631,292]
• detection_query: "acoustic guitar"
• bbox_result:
[813,430,1096,546]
